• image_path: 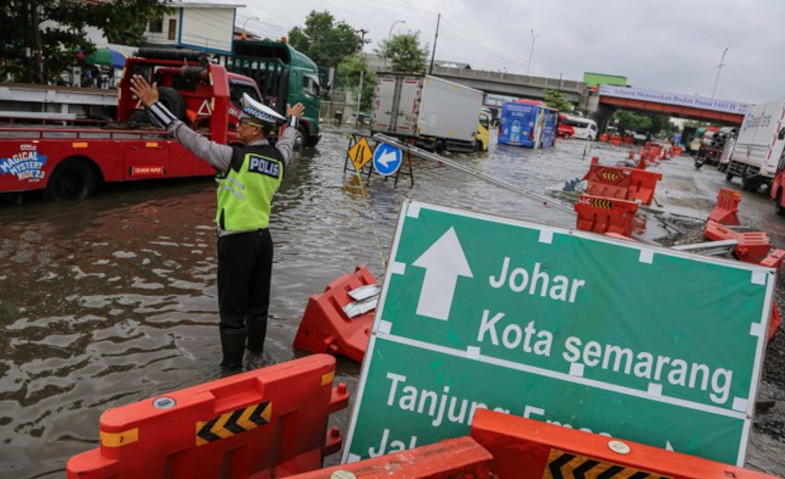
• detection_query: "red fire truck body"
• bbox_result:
[0,49,261,200]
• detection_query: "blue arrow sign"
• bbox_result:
[373,143,403,176]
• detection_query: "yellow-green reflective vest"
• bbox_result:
[215,145,284,231]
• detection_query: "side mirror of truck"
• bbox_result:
[778,127,785,140]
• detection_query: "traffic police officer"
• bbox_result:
[129,74,304,371]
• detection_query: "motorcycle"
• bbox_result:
[694,148,708,170]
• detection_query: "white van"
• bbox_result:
[560,114,598,140]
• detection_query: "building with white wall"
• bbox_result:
[143,2,244,55]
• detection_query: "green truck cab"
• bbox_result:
[224,39,321,147]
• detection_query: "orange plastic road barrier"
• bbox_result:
[582,162,631,200]
[284,436,493,479]
[294,264,377,362]
[760,248,785,270]
[703,220,772,264]
[623,167,662,205]
[66,355,350,479]
[734,230,772,264]
[599,133,609,142]
[708,188,742,225]
[470,409,782,479]
[611,136,622,146]
[574,195,639,237]
[768,305,781,342]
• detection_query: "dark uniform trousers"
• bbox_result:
[217,228,273,364]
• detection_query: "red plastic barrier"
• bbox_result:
[470,409,782,479]
[293,264,377,362]
[574,195,639,237]
[708,188,741,226]
[769,305,781,342]
[623,167,662,205]
[759,249,784,341]
[735,231,772,264]
[703,220,772,264]
[67,355,350,479]
[284,436,493,479]
[582,162,631,200]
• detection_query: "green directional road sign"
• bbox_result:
[343,200,775,466]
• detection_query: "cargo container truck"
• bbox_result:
[371,73,488,153]
[725,99,785,192]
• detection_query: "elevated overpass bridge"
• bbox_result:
[596,85,750,129]
[429,65,586,104]
[429,66,751,128]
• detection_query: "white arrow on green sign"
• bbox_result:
[343,200,774,466]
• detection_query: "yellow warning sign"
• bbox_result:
[348,137,373,171]
[542,449,672,479]
[195,401,271,446]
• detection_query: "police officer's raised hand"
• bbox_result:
[129,75,159,107]
[287,102,305,119]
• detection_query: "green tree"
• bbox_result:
[337,55,376,112]
[288,11,360,70]
[0,0,167,84]
[543,90,573,113]
[375,32,429,73]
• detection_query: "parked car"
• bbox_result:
[557,122,575,138]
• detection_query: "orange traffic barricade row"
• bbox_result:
[66,355,349,479]
[293,264,378,362]
[574,194,639,237]
[708,188,742,226]
[285,436,493,479]
[470,409,783,479]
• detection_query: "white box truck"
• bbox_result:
[371,73,488,152]
[725,99,785,192]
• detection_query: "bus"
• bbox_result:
[559,114,597,140]
[498,100,558,148]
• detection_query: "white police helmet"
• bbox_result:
[240,93,286,127]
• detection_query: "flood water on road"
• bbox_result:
[1,126,784,477]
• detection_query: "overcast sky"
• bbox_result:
[230,0,784,104]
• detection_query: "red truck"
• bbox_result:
[0,48,263,201]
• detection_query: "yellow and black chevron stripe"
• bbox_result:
[196,401,272,446]
[600,171,621,182]
[543,449,672,479]
[590,198,613,210]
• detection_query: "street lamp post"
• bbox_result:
[384,20,405,70]
[241,16,259,39]
[526,29,539,75]
[711,47,728,99]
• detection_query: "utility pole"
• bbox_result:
[356,29,369,113]
[428,13,440,74]
[526,29,539,76]
[711,47,728,99]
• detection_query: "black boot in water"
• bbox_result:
[220,328,247,371]
[246,316,268,354]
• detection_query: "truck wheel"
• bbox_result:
[293,124,308,150]
[741,168,757,192]
[776,190,785,216]
[726,171,734,182]
[44,159,96,201]
[434,140,445,154]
